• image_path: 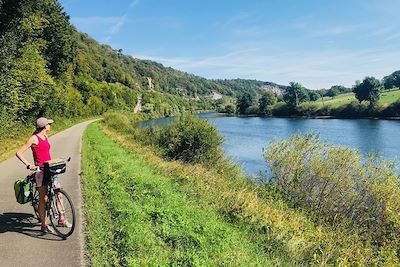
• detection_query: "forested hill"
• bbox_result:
[74,33,287,98]
[0,0,286,137]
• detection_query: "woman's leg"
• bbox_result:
[54,181,66,222]
[38,186,47,226]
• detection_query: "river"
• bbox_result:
[140,113,400,176]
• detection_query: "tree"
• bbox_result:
[353,77,382,105]
[382,70,400,90]
[309,91,320,101]
[236,92,254,114]
[224,104,236,114]
[325,87,339,98]
[283,82,309,108]
[10,41,56,120]
[258,90,277,114]
[1,0,76,76]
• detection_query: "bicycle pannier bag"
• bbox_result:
[14,178,32,204]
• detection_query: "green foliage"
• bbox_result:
[382,99,400,117]
[103,111,133,132]
[308,90,320,101]
[383,70,400,90]
[283,82,309,108]
[222,103,236,113]
[9,41,55,121]
[265,134,400,256]
[236,92,255,114]
[353,76,383,105]
[258,90,277,115]
[215,97,236,113]
[325,87,339,97]
[139,116,224,165]
[215,78,286,97]
[82,123,279,266]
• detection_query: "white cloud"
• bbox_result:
[71,16,121,30]
[310,25,362,38]
[133,47,400,89]
[103,1,141,43]
[130,0,140,8]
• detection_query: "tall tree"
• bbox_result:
[309,91,320,101]
[283,82,309,108]
[9,41,55,121]
[353,77,382,105]
[1,0,76,76]
[382,70,400,90]
[236,92,254,114]
[258,90,277,114]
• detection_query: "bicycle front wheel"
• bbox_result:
[49,189,76,238]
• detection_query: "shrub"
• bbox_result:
[383,99,400,117]
[140,116,224,165]
[264,134,400,249]
[332,101,368,118]
[295,102,319,117]
[244,105,259,114]
[103,111,133,132]
[272,102,292,116]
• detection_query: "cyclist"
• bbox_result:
[16,117,71,233]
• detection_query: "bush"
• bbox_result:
[272,102,292,116]
[264,134,400,249]
[383,99,400,117]
[103,111,133,132]
[295,103,319,117]
[332,101,368,118]
[140,116,224,165]
[244,105,259,114]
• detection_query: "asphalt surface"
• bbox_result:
[0,120,97,267]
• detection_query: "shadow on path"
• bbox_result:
[0,212,63,241]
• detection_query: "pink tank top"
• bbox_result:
[31,134,51,167]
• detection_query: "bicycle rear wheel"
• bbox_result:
[31,187,40,220]
[49,189,76,238]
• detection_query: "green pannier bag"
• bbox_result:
[14,178,33,204]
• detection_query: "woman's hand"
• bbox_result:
[28,165,39,171]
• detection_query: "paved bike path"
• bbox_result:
[0,120,97,267]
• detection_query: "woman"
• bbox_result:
[16,117,70,233]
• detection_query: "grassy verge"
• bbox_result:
[83,115,386,265]
[0,116,98,163]
[82,122,292,266]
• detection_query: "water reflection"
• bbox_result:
[140,114,400,176]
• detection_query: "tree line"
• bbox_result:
[231,71,400,117]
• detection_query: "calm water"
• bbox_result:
[141,113,400,176]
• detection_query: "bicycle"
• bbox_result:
[28,157,76,239]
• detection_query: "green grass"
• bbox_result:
[82,122,292,266]
[314,88,400,108]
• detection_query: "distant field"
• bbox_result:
[314,88,400,108]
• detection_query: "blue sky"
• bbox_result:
[60,0,400,89]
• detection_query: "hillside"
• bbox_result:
[74,32,288,99]
[315,89,400,108]
[0,0,288,139]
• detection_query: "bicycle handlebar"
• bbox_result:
[29,156,71,174]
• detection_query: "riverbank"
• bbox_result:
[81,122,292,266]
[79,113,400,265]
[232,113,400,120]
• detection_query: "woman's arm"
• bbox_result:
[16,135,37,170]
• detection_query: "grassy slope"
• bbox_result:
[314,88,400,108]
[82,122,293,266]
